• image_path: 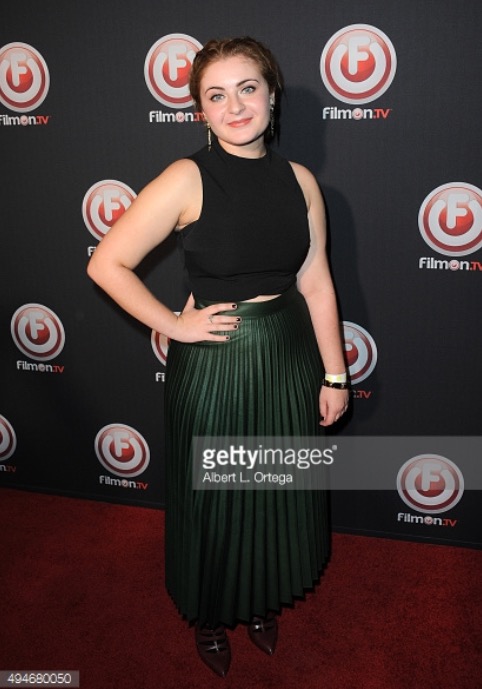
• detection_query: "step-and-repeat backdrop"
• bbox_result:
[1,1,481,548]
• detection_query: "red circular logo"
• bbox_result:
[151,330,169,365]
[151,316,179,365]
[0,415,16,461]
[144,33,202,108]
[397,454,464,514]
[321,24,396,104]
[95,423,150,478]
[343,321,377,385]
[82,180,137,241]
[0,42,50,112]
[418,182,482,256]
[11,304,65,361]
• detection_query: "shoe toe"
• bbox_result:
[195,624,231,677]
[248,614,278,655]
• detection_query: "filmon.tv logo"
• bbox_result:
[343,321,377,399]
[83,180,137,251]
[418,182,482,272]
[321,24,396,121]
[151,315,180,382]
[145,33,204,124]
[397,454,464,528]
[0,415,17,463]
[11,304,65,373]
[0,42,51,126]
[95,423,150,491]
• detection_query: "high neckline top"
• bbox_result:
[178,140,310,301]
[212,138,271,164]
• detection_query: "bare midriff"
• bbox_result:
[241,293,281,303]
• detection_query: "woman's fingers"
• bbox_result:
[206,303,241,329]
[174,302,241,342]
[204,304,241,341]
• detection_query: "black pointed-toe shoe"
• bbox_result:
[195,623,231,677]
[247,612,278,655]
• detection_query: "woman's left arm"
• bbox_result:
[291,162,349,427]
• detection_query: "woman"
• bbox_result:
[87,36,349,677]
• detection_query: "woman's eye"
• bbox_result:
[210,93,224,102]
[242,85,255,94]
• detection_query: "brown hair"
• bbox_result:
[189,36,284,113]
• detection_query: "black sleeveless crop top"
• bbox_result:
[178,139,310,301]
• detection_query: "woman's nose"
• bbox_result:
[228,94,245,114]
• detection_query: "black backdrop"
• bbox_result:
[1,0,481,548]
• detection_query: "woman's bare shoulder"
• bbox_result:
[288,161,324,210]
[151,157,200,188]
[136,157,202,228]
[288,161,318,187]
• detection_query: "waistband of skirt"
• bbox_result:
[194,283,300,317]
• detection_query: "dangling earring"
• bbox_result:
[206,122,212,151]
[269,100,275,138]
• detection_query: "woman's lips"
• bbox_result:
[228,118,252,127]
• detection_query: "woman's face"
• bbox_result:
[199,55,272,156]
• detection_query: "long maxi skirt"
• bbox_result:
[164,285,330,628]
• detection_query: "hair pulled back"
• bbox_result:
[189,36,284,113]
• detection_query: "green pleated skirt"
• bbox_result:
[164,285,330,627]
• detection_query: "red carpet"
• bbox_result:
[1,487,481,689]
